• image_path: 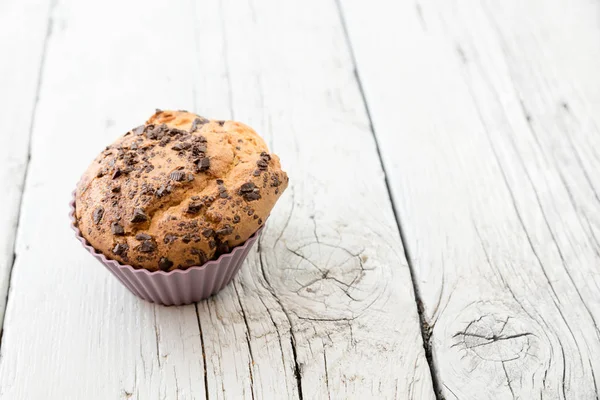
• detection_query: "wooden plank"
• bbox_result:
[0,0,53,327]
[0,1,435,400]
[339,0,600,398]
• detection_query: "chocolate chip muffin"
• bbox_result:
[75,110,288,272]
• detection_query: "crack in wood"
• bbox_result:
[194,304,210,400]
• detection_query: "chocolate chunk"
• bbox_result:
[187,173,195,182]
[239,182,261,201]
[172,142,191,151]
[260,152,271,160]
[191,248,208,265]
[191,196,200,201]
[158,257,174,271]
[169,128,187,136]
[136,233,152,241]
[111,186,121,193]
[159,137,171,147]
[190,117,209,132]
[113,243,128,256]
[216,241,230,254]
[133,125,145,135]
[131,208,149,223]
[112,168,122,180]
[93,207,104,225]
[170,170,186,181]
[208,240,216,249]
[216,179,224,185]
[271,175,281,187]
[196,157,210,172]
[216,225,233,236]
[240,182,256,192]
[235,235,241,240]
[219,191,228,199]
[233,215,240,224]
[202,229,215,238]
[256,159,268,170]
[97,170,106,178]
[191,144,207,156]
[186,202,202,214]
[164,234,177,244]
[196,135,207,143]
[156,184,170,197]
[182,235,192,243]
[217,120,225,126]
[253,170,261,176]
[139,240,156,253]
[111,222,125,235]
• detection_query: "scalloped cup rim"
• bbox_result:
[69,192,263,277]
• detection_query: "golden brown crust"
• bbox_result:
[75,110,288,271]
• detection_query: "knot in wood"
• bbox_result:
[453,315,535,362]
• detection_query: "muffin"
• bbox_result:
[71,110,288,304]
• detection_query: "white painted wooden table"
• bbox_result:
[1,0,599,398]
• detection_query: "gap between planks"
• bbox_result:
[333,0,443,398]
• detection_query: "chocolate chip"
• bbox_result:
[113,243,128,256]
[155,108,163,114]
[111,186,121,193]
[93,207,104,225]
[196,157,210,172]
[131,208,149,223]
[219,191,228,199]
[253,170,261,176]
[258,218,263,224]
[133,125,145,135]
[158,257,174,271]
[111,222,124,235]
[235,235,241,240]
[187,173,195,182]
[216,179,224,185]
[112,168,122,180]
[164,234,177,244]
[217,120,225,126]
[209,240,216,249]
[139,240,156,252]
[170,170,186,181]
[182,235,192,243]
[172,142,191,151]
[97,170,106,178]
[130,142,138,150]
[202,229,215,238]
[260,152,271,160]
[191,117,209,132]
[233,215,240,223]
[191,196,200,201]
[135,233,152,241]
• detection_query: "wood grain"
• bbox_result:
[339,0,600,398]
[0,0,434,398]
[0,0,53,327]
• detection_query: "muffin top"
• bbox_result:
[75,110,288,271]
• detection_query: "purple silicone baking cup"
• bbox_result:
[69,194,262,305]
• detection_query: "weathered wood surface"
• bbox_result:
[339,0,600,398]
[0,0,53,327]
[0,0,433,399]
